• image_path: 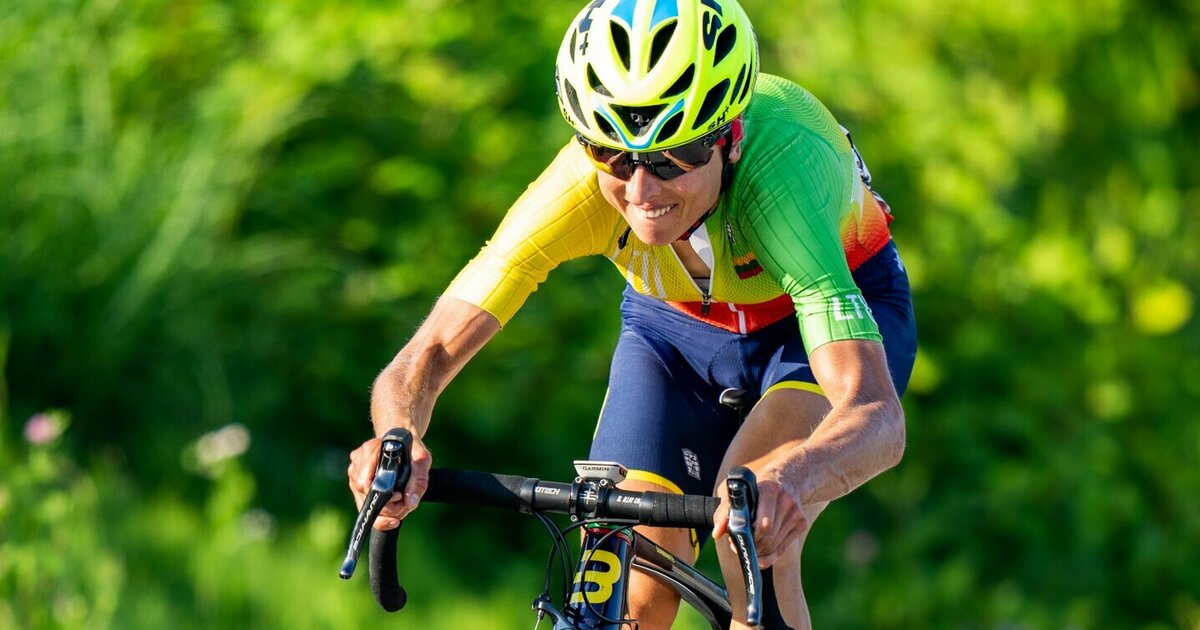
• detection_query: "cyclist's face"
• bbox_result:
[596,142,741,246]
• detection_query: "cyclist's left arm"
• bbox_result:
[713,340,903,566]
[715,124,903,563]
[776,338,904,505]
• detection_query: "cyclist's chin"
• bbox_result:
[624,211,688,246]
[629,223,679,246]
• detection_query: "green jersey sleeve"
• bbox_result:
[732,86,883,353]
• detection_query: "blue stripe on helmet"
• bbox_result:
[599,99,685,150]
[610,0,638,29]
[650,0,679,30]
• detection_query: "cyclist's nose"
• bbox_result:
[624,165,663,206]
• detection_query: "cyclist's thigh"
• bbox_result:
[590,325,739,501]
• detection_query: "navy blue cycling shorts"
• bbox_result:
[589,240,917,500]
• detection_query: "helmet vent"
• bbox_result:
[713,25,737,66]
[587,65,613,97]
[648,21,678,71]
[594,114,619,142]
[659,64,695,99]
[737,51,755,103]
[564,80,588,128]
[613,103,667,135]
[692,79,730,130]
[610,22,632,72]
[569,29,578,62]
[730,65,746,105]
[655,111,685,145]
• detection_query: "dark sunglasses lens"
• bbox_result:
[582,137,716,181]
[664,139,715,167]
[648,161,689,180]
[584,144,634,179]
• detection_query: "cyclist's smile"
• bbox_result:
[628,203,677,220]
[596,143,739,246]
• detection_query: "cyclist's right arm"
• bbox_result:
[348,295,501,530]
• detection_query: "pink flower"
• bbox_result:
[24,412,64,445]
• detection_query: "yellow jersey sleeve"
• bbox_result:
[444,141,622,326]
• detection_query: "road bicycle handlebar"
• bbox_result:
[358,468,722,612]
[341,428,785,627]
[423,467,722,527]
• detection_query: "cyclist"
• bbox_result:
[348,0,916,628]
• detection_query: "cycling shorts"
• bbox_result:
[589,239,916,504]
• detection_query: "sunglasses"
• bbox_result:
[577,125,731,181]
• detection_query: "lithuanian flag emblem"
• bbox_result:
[733,252,763,279]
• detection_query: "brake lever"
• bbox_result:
[726,465,763,626]
[339,427,413,579]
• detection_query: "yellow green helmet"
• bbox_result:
[555,0,759,151]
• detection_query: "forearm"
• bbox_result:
[785,397,904,505]
[370,348,447,438]
[786,338,906,505]
[369,296,500,437]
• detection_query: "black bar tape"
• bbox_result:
[422,469,719,525]
[368,528,407,612]
[424,469,528,510]
[626,491,720,528]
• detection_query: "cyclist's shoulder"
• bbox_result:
[507,141,615,226]
[529,140,603,198]
[448,140,617,275]
[741,74,851,162]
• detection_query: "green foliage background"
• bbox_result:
[2,0,1198,627]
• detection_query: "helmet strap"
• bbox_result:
[721,160,735,193]
[719,118,743,193]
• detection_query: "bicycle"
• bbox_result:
[340,393,797,629]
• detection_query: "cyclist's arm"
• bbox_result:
[788,338,904,505]
[715,340,903,567]
[371,295,500,436]
[717,117,900,563]
[349,296,500,529]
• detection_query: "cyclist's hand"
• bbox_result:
[745,466,810,568]
[712,466,810,568]
[347,432,433,530]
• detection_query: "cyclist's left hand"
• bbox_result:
[712,463,810,568]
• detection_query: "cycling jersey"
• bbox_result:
[445,74,894,353]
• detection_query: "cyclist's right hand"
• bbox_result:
[347,431,433,530]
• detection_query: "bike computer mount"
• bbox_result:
[572,460,627,484]
[567,460,628,522]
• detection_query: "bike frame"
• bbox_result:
[540,523,731,630]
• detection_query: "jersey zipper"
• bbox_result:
[667,230,714,316]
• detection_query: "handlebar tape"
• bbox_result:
[643,492,720,529]
[424,468,529,511]
[423,468,720,528]
[368,528,406,612]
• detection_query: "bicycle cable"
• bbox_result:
[575,521,641,628]
[534,511,573,604]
